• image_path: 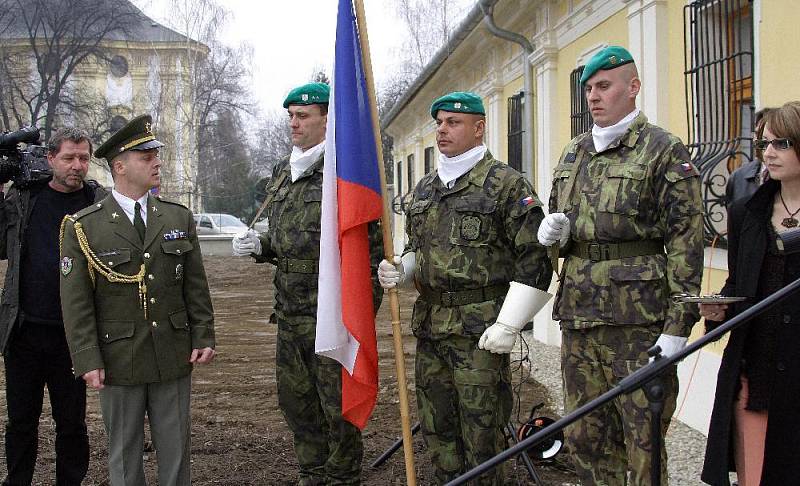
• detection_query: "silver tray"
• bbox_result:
[673,295,747,304]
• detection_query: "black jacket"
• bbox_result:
[725,159,761,207]
[0,178,107,354]
[701,179,800,485]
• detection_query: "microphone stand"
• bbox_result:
[445,274,800,485]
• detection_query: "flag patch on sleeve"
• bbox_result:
[520,196,536,206]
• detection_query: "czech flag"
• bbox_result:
[315,0,383,430]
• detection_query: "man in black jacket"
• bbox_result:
[0,127,106,486]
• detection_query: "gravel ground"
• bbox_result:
[520,332,709,485]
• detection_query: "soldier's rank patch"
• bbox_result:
[61,256,73,276]
[175,264,184,281]
[460,215,481,240]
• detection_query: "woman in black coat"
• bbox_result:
[700,101,800,486]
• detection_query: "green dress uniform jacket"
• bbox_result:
[549,112,704,337]
[59,194,215,385]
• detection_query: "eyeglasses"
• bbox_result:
[754,138,795,151]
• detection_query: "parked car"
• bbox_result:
[253,217,269,233]
[193,213,248,235]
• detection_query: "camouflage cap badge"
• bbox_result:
[430,91,485,119]
[283,82,330,108]
[580,46,635,85]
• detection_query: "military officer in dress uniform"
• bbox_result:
[59,114,216,486]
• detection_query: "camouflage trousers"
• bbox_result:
[276,319,363,486]
[415,334,512,485]
[561,323,678,486]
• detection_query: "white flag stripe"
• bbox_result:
[315,71,360,374]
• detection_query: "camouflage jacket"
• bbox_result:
[404,151,552,339]
[549,113,703,336]
[254,155,383,324]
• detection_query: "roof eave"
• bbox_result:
[380,0,500,130]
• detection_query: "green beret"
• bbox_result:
[94,114,164,162]
[580,46,635,85]
[430,91,485,119]
[282,82,330,108]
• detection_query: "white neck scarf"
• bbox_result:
[437,144,487,188]
[592,108,640,153]
[289,140,325,182]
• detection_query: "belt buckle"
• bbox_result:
[440,291,455,307]
[588,243,602,261]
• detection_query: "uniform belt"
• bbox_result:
[567,239,664,262]
[277,258,319,274]
[418,283,509,307]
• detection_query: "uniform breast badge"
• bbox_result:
[163,229,188,240]
[460,215,482,241]
[60,256,73,276]
[175,263,184,281]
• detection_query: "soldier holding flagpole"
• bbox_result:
[232,81,384,485]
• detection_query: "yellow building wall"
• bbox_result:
[666,0,690,142]
[759,0,800,107]
[554,8,629,151]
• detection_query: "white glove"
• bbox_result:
[649,334,688,362]
[537,213,571,248]
[232,229,262,257]
[479,282,552,354]
[377,252,416,289]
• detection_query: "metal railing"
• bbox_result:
[684,0,754,245]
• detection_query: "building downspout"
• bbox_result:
[479,0,534,181]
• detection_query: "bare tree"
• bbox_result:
[250,109,292,177]
[139,0,254,210]
[0,0,137,137]
[394,0,467,76]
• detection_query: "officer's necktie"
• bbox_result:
[133,201,146,243]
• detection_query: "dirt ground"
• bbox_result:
[0,256,575,485]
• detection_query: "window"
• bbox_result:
[507,93,523,172]
[570,66,591,138]
[109,55,129,78]
[684,0,754,244]
[110,115,127,132]
[396,161,402,195]
[424,147,434,174]
[406,154,415,192]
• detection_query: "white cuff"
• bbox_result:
[496,282,552,331]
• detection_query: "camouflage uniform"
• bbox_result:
[404,152,552,484]
[252,155,383,486]
[549,113,703,485]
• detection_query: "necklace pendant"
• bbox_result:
[782,217,799,228]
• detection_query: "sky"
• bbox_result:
[132,0,475,116]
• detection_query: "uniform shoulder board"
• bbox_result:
[155,196,190,211]
[71,202,104,220]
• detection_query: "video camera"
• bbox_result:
[0,126,51,187]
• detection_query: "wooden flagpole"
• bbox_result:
[352,0,417,484]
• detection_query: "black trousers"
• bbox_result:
[3,321,89,486]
